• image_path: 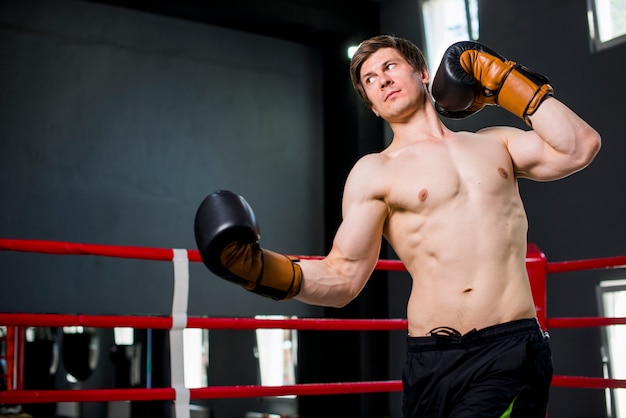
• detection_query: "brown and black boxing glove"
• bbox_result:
[194,190,301,300]
[431,41,553,126]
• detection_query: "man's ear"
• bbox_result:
[421,68,430,85]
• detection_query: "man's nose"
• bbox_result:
[380,77,391,88]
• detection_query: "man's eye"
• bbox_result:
[365,76,375,84]
[386,63,396,70]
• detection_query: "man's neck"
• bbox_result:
[387,108,447,148]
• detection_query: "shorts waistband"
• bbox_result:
[407,318,546,349]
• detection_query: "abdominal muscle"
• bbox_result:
[376,130,539,336]
[387,202,537,337]
[404,264,537,337]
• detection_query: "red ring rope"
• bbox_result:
[552,376,626,390]
[0,238,407,270]
[547,255,626,273]
[0,313,408,331]
[3,377,626,405]
[2,237,626,402]
[547,316,626,328]
[0,381,403,404]
[0,238,177,261]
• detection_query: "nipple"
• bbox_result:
[418,188,428,202]
[497,168,509,179]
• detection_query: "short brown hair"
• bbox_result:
[349,35,428,108]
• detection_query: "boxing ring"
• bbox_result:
[1,238,626,417]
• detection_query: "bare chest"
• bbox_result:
[383,138,516,213]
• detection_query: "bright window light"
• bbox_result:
[597,279,626,417]
[420,0,479,70]
[183,329,208,388]
[347,45,359,59]
[588,0,626,51]
[62,326,84,334]
[254,315,298,398]
[114,327,134,346]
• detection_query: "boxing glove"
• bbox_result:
[194,190,302,300]
[431,41,553,126]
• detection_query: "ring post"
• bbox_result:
[526,244,548,331]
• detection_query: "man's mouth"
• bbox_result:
[385,90,400,101]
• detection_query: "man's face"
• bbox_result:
[359,47,429,122]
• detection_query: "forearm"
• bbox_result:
[295,257,371,308]
[529,97,601,166]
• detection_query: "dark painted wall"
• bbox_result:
[0,1,326,417]
[381,1,626,418]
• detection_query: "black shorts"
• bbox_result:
[402,318,552,418]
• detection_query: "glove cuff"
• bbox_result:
[254,249,302,300]
[498,65,554,126]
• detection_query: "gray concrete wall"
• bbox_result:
[0,0,325,316]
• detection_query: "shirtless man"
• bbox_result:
[194,35,601,417]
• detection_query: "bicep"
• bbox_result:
[320,156,388,281]
[480,126,585,181]
[296,173,387,306]
[482,99,600,181]
[506,129,564,180]
[329,196,387,273]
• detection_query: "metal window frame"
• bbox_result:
[596,279,626,418]
[587,0,626,52]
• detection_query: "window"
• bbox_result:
[597,279,626,417]
[184,329,209,388]
[114,327,134,346]
[419,0,479,70]
[113,328,208,388]
[254,315,298,397]
[588,0,626,52]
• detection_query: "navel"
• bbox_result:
[418,188,428,202]
[497,167,509,179]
